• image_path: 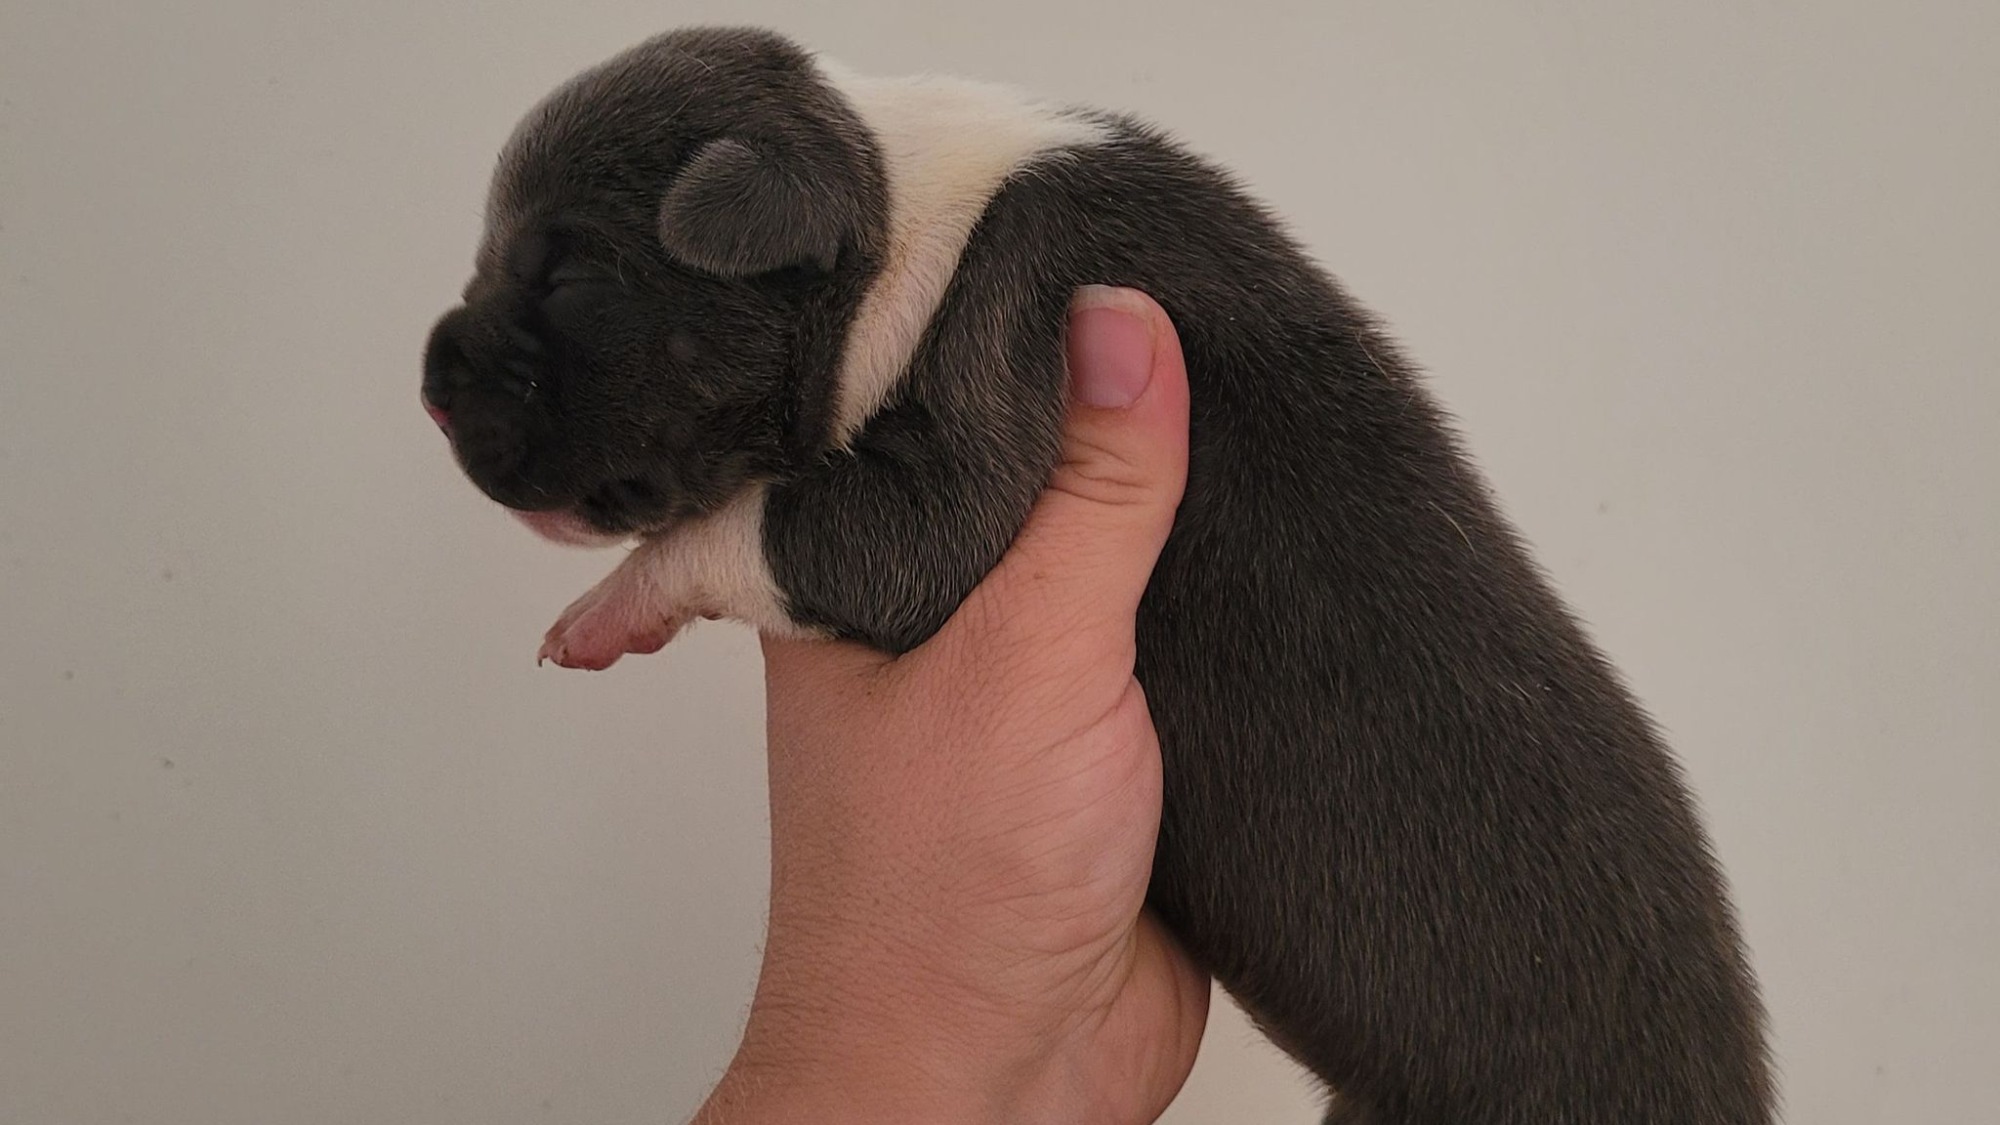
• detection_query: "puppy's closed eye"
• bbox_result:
[545,261,603,290]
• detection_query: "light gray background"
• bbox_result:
[3,2,1995,1122]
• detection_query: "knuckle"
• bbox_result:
[1050,434,1157,509]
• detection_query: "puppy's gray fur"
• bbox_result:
[423,27,1773,1124]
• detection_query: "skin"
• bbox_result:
[691,289,1208,1125]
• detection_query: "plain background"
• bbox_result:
[3,1,1995,1121]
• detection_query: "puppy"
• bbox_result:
[422,27,1772,1124]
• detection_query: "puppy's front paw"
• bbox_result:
[538,572,688,671]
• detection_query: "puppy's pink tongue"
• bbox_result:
[423,399,451,433]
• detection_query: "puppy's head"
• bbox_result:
[422,27,885,542]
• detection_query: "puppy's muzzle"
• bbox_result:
[422,306,554,511]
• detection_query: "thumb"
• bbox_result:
[948,286,1190,666]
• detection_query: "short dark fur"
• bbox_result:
[426,28,1773,1124]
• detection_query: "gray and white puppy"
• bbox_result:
[422,27,1771,1124]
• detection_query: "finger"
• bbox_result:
[949,286,1191,666]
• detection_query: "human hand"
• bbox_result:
[692,286,1205,1125]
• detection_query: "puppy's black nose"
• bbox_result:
[423,309,535,486]
[421,311,471,418]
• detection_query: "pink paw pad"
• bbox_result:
[537,580,688,670]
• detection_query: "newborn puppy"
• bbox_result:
[422,27,1771,1124]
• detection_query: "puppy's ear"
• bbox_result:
[657,139,853,277]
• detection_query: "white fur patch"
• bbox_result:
[638,486,801,633]
[816,58,1109,445]
[652,484,800,632]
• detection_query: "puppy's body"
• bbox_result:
[424,29,1771,1123]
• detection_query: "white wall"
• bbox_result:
[3,2,1995,1122]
